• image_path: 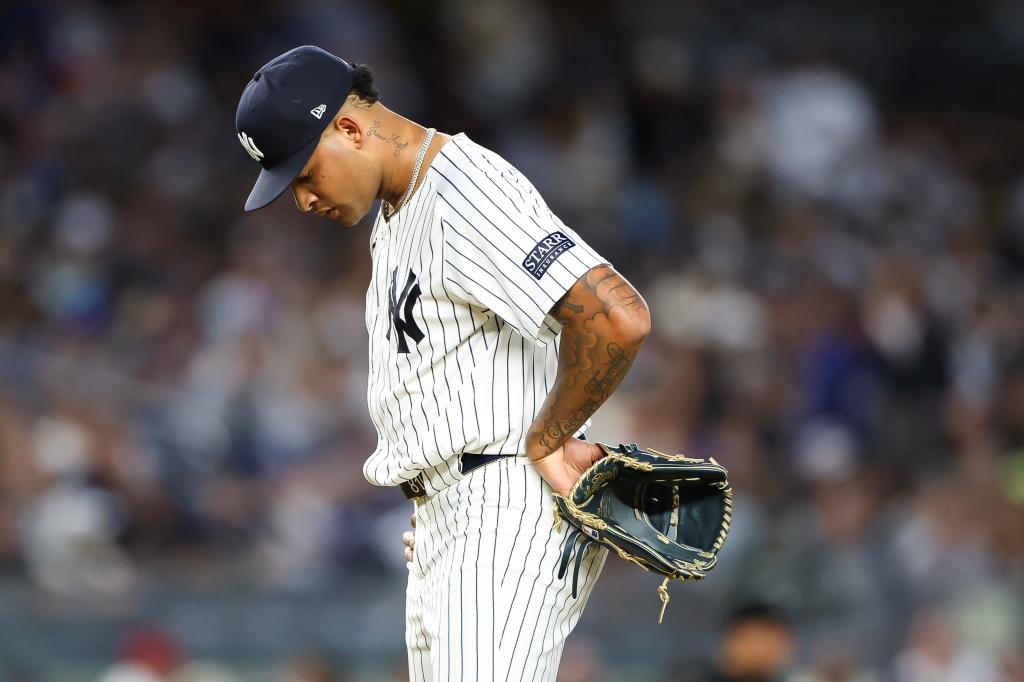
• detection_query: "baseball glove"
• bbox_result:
[553,443,732,623]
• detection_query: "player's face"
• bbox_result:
[290,125,379,227]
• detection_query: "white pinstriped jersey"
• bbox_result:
[361,133,607,493]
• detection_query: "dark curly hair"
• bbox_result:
[349,63,378,104]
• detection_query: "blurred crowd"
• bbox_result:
[1,0,1024,680]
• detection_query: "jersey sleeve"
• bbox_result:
[435,142,608,346]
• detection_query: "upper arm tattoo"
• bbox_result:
[550,265,649,328]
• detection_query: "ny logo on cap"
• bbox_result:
[237,132,264,161]
[310,104,327,120]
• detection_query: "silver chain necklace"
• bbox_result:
[383,127,436,220]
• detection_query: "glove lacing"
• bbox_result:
[556,531,594,599]
[557,527,675,624]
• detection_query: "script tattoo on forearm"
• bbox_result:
[536,343,632,451]
[528,266,650,456]
[584,343,629,396]
[368,120,409,157]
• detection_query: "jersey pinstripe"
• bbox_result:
[405,457,607,682]
[361,133,607,495]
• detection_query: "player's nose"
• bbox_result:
[291,184,317,213]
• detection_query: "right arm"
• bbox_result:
[526,264,652,495]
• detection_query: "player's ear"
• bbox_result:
[334,115,363,147]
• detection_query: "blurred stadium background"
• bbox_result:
[2,0,1024,680]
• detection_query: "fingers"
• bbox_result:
[403,529,415,563]
[573,438,604,465]
[404,511,417,563]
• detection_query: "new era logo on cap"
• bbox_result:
[310,104,327,119]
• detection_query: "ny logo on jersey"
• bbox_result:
[387,268,425,353]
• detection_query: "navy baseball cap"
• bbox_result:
[236,46,355,211]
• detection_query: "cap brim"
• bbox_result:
[243,136,321,212]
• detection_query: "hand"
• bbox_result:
[402,512,415,563]
[529,437,605,497]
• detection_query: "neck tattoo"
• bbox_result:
[383,127,436,221]
[368,120,409,158]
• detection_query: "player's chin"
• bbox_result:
[337,205,372,227]
[323,209,353,226]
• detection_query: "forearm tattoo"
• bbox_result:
[527,265,650,457]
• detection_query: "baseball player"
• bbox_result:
[236,46,652,681]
